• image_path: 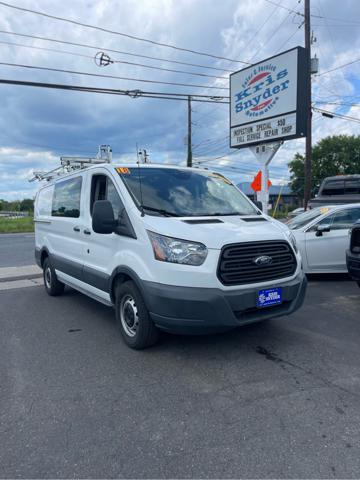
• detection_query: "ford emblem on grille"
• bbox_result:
[254,255,273,266]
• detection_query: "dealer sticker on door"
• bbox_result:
[257,287,282,308]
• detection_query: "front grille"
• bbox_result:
[217,240,297,286]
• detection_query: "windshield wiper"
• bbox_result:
[141,205,180,217]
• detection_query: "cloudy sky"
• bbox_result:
[0,0,359,200]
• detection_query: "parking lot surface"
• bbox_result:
[1,273,360,478]
[0,233,35,267]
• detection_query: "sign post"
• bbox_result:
[249,142,282,214]
[229,46,308,213]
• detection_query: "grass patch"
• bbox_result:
[0,216,34,233]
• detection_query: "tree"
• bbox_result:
[20,198,34,212]
[289,135,360,200]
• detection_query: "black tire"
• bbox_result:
[115,280,159,349]
[43,257,65,296]
[357,280,360,288]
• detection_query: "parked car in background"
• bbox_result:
[308,175,360,209]
[288,207,305,218]
[346,220,360,287]
[287,204,360,273]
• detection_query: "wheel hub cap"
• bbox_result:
[45,267,51,288]
[120,295,139,337]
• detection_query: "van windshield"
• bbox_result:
[117,167,257,217]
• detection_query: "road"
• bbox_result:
[0,233,35,267]
[1,272,360,478]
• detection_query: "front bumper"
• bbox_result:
[346,250,360,281]
[142,272,307,333]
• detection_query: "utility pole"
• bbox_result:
[137,148,149,163]
[304,0,312,209]
[187,95,192,167]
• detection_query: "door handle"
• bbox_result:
[73,226,80,232]
[84,228,91,235]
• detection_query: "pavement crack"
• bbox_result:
[255,345,360,400]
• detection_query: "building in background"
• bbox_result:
[237,182,301,212]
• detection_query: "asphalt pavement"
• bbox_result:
[0,233,35,267]
[1,271,360,478]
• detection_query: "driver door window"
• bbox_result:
[309,209,360,232]
[90,174,124,219]
[328,208,360,231]
[308,214,335,232]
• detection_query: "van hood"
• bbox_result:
[141,214,290,249]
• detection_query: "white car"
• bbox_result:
[287,204,360,273]
[288,207,305,218]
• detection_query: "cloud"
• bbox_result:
[0,0,359,199]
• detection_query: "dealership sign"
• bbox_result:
[230,47,308,149]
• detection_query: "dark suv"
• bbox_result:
[346,220,360,287]
[309,175,360,209]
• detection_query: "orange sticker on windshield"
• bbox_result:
[116,167,130,174]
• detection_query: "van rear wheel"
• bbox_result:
[115,280,159,349]
[43,257,65,296]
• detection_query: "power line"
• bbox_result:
[0,1,250,65]
[243,1,280,52]
[264,0,360,24]
[0,30,235,73]
[193,135,230,150]
[195,154,292,173]
[0,62,229,91]
[194,150,240,163]
[316,57,360,77]
[314,101,360,107]
[194,141,230,156]
[108,57,227,80]
[0,38,229,80]
[197,161,290,180]
[0,39,93,59]
[313,107,360,124]
[276,21,304,53]
[193,104,226,123]
[0,78,230,103]
[263,0,303,18]
[248,1,299,62]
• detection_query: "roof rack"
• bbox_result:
[29,145,112,182]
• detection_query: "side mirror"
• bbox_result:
[315,224,330,237]
[92,200,116,234]
[254,200,263,212]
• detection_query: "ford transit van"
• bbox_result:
[34,163,307,349]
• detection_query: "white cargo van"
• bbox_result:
[34,163,307,349]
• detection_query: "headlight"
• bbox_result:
[147,231,208,266]
[286,230,298,253]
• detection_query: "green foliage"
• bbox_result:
[0,216,34,233]
[289,135,360,199]
[0,198,34,212]
[20,198,34,212]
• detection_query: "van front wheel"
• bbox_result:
[43,257,64,296]
[115,281,159,349]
